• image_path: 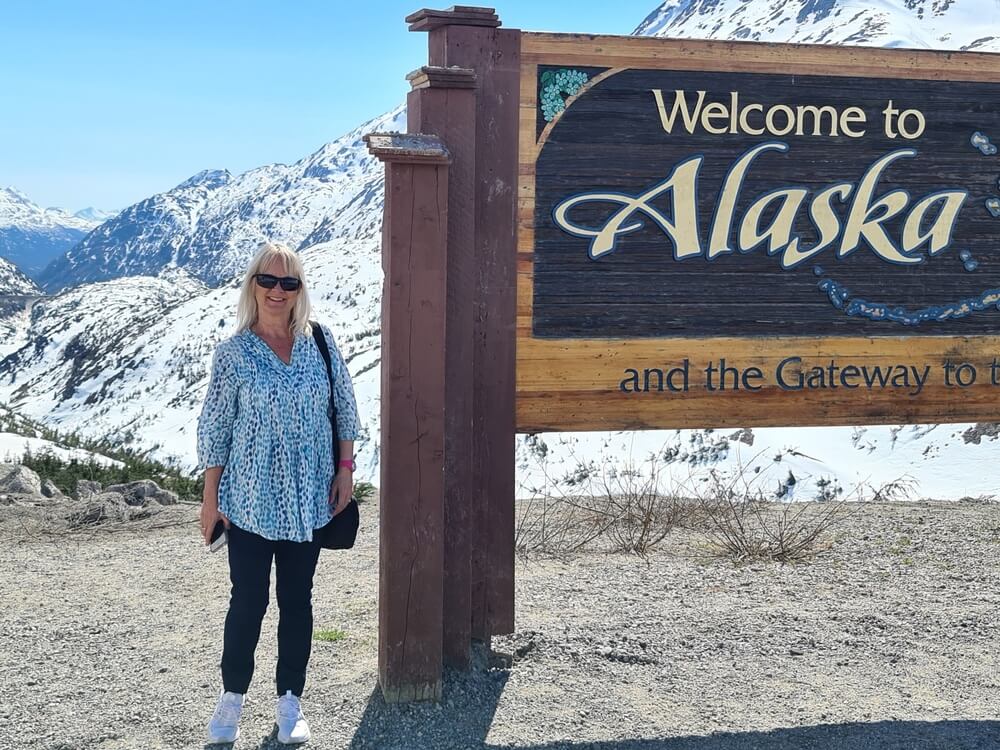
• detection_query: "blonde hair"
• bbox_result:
[235,242,313,336]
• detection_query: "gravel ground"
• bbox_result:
[0,498,998,750]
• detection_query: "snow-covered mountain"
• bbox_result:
[0,256,40,297]
[0,238,382,476]
[0,187,102,281]
[39,106,405,293]
[635,0,1000,51]
[73,207,117,224]
[5,0,1000,497]
[0,256,42,358]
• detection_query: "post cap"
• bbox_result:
[406,6,500,32]
[406,65,477,90]
[363,133,451,165]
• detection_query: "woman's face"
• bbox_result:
[254,256,299,322]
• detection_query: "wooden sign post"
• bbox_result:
[369,6,1000,701]
[368,6,518,702]
[365,132,451,702]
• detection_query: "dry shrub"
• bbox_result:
[516,441,693,558]
[694,473,843,562]
[517,437,917,562]
[692,468,915,562]
[582,463,694,556]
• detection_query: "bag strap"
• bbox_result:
[310,321,341,466]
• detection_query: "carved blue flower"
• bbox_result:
[540,69,590,122]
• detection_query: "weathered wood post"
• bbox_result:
[406,64,479,669]
[407,4,519,644]
[364,133,450,703]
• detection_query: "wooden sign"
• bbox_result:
[376,10,1000,700]
[517,34,1000,432]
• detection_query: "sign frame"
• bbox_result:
[516,33,1000,432]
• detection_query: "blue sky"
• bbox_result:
[1,1,657,211]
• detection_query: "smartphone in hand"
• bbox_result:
[209,520,228,553]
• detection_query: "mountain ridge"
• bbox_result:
[0,257,41,297]
[38,106,405,292]
[0,187,103,281]
[634,0,1000,51]
[4,2,1000,496]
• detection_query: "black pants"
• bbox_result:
[221,523,322,697]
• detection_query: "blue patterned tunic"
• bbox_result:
[196,323,360,542]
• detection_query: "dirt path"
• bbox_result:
[0,500,997,749]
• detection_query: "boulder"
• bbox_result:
[40,479,64,499]
[105,479,178,506]
[75,479,103,500]
[0,464,42,496]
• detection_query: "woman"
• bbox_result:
[196,241,360,745]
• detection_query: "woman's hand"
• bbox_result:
[329,469,353,516]
[200,498,230,545]
[200,467,229,545]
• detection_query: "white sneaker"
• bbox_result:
[276,690,311,744]
[206,690,244,744]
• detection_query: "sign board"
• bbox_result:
[517,34,1000,431]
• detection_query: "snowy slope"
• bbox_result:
[0,239,383,477]
[74,208,117,224]
[0,187,97,233]
[0,256,41,296]
[635,0,1000,51]
[7,0,1000,497]
[40,107,405,292]
[516,423,1000,502]
[0,187,101,281]
[0,257,42,370]
[0,433,123,469]
[0,403,122,468]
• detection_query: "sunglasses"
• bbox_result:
[254,273,302,292]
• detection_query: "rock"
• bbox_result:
[0,464,42,496]
[40,479,64,499]
[75,480,103,500]
[64,492,128,527]
[105,479,178,506]
[961,422,1000,445]
[729,427,755,446]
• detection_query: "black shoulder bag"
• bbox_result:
[311,322,359,550]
